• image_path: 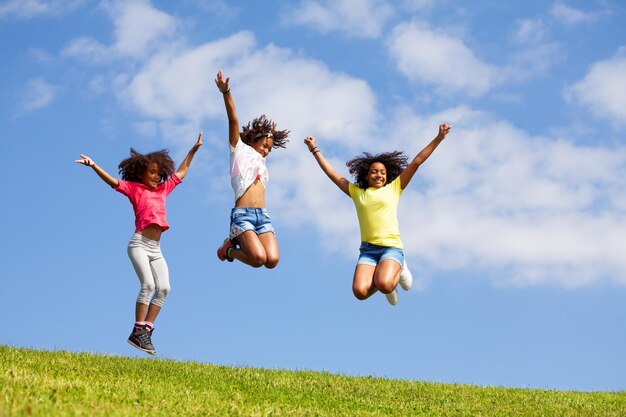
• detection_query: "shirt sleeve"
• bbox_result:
[114,179,131,196]
[390,177,403,196]
[163,174,182,195]
[230,136,243,153]
[348,182,357,199]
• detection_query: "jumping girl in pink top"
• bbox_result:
[214,70,289,268]
[75,133,202,355]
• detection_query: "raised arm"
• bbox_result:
[175,131,203,180]
[304,135,350,196]
[215,70,239,149]
[75,154,119,188]
[399,123,452,189]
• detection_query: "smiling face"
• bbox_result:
[251,136,274,158]
[140,162,161,189]
[367,162,387,188]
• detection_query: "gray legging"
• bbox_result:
[127,233,170,307]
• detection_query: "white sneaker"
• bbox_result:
[399,260,413,291]
[385,288,398,305]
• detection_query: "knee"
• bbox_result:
[352,285,369,300]
[156,285,170,299]
[264,256,279,269]
[377,281,395,295]
[249,253,267,268]
[140,282,156,296]
[152,285,170,306]
[137,283,155,304]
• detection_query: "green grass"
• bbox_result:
[1,345,624,416]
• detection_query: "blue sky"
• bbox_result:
[1,0,625,392]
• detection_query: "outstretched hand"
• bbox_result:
[304,135,317,151]
[75,154,94,167]
[439,123,452,137]
[193,131,203,150]
[215,70,230,92]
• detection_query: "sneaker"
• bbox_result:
[217,238,234,262]
[399,260,413,291]
[127,325,156,355]
[385,288,399,306]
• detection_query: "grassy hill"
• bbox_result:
[1,345,624,416]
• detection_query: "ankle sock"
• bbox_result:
[144,321,154,331]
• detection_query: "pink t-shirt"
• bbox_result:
[114,174,182,232]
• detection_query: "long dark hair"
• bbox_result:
[346,151,408,189]
[118,148,175,183]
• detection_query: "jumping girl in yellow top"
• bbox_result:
[304,124,452,305]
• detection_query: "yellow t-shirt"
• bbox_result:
[348,177,404,248]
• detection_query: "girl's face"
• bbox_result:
[252,136,274,158]
[141,162,161,189]
[367,162,387,188]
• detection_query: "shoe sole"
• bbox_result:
[217,239,233,261]
[399,265,413,291]
[385,290,398,306]
[127,339,156,355]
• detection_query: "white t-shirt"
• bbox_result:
[230,138,269,201]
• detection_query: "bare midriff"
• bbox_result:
[138,224,164,241]
[235,179,266,208]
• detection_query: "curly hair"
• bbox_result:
[240,115,289,149]
[346,151,408,189]
[118,148,175,183]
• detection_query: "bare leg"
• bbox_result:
[135,302,148,322]
[230,230,267,267]
[373,259,401,294]
[230,231,279,268]
[352,259,401,300]
[352,264,378,300]
[258,232,279,268]
[144,304,162,324]
[135,302,161,323]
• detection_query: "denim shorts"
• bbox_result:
[357,242,404,267]
[229,207,275,241]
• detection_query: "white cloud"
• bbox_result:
[102,0,177,58]
[505,42,562,82]
[62,0,176,62]
[394,109,626,287]
[62,1,626,289]
[565,47,626,127]
[0,0,83,19]
[118,31,378,149]
[511,18,547,45]
[278,104,626,288]
[386,21,496,96]
[133,120,158,137]
[550,2,598,25]
[62,36,109,62]
[283,0,394,39]
[20,77,56,111]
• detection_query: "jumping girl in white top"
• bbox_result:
[215,70,289,268]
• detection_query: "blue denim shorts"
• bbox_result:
[357,242,404,267]
[229,207,275,241]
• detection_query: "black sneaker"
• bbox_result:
[127,325,156,355]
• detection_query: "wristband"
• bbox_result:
[220,88,230,94]
[310,147,319,153]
